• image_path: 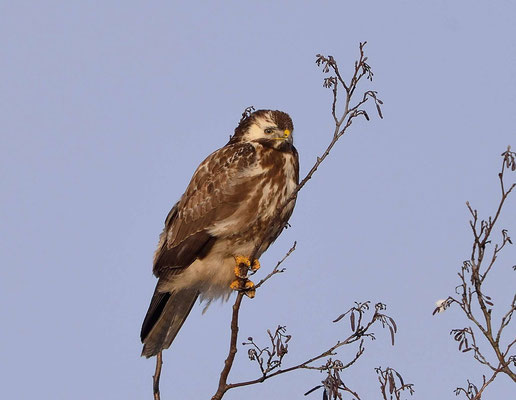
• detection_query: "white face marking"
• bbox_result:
[245,113,277,141]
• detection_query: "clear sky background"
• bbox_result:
[1,1,515,399]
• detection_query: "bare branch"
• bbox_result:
[211,292,244,400]
[153,351,163,400]
[227,303,398,395]
[455,369,499,400]
[435,146,516,396]
[255,242,297,289]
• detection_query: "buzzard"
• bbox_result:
[141,109,299,358]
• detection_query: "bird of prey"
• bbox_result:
[140,109,299,358]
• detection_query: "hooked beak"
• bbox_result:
[283,129,293,143]
[272,129,293,143]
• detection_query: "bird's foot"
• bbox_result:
[231,255,259,298]
[234,255,251,278]
[233,256,260,278]
[229,278,255,298]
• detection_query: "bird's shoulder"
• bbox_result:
[162,142,259,242]
[184,142,258,195]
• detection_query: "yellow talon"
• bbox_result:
[229,277,256,298]
[231,256,258,298]
[234,255,253,278]
[234,255,251,267]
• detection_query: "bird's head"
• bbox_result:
[230,109,294,149]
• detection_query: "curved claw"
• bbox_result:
[250,259,261,272]
[244,280,256,298]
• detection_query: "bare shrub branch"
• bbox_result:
[228,302,407,398]
[434,146,516,397]
[455,370,500,400]
[255,241,297,289]
[303,304,413,400]
[375,366,415,400]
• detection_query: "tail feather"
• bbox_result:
[141,286,198,358]
[140,289,171,342]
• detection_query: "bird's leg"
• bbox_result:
[230,255,259,298]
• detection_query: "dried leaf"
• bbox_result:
[333,313,346,323]
[394,370,405,387]
[388,317,397,333]
[389,373,395,393]
[304,385,322,396]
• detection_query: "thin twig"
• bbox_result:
[471,370,499,400]
[255,242,297,289]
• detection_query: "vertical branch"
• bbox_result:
[211,293,244,400]
[153,351,163,400]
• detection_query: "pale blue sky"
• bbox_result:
[1,1,515,399]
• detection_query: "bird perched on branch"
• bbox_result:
[140,109,299,358]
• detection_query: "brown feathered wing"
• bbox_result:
[141,142,261,357]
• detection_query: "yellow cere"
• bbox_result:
[284,129,291,136]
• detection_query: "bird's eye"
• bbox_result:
[264,128,274,134]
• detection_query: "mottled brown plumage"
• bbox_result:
[141,110,299,357]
